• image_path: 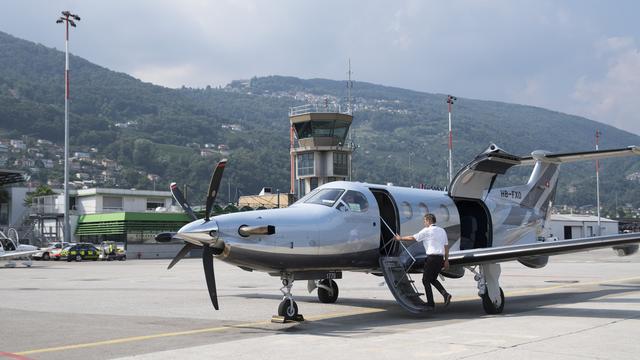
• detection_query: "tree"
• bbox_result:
[24,185,56,206]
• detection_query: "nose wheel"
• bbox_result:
[277,275,303,321]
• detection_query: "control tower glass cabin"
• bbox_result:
[289,104,353,198]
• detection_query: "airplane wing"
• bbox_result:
[0,250,39,260]
[443,232,640,266]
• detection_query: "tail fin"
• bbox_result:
[500,145,639,215]
[496,161,559,217]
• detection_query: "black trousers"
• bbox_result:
[422,254,447,306]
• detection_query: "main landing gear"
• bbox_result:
[468,263,505,314]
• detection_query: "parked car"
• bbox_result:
[33,242,70,261]
[98,241,126,261]
[60,243,100,262]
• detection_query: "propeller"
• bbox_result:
[165,158,228,310]
[202,245,219,310]
[170,183,197,221]
[167,243,198,270]
[205,159,227,221]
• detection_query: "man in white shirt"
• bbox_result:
[394,213,452,309]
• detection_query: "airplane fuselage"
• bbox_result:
[177,180,547,274]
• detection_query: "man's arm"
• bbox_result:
[394,234,416,241]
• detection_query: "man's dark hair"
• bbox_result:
[424,213,436,224]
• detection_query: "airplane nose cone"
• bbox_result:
[176,218,219,246]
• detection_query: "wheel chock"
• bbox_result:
[271,314,305,323]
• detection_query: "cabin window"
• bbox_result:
[439,204,450,222]
[401,201,412,219]
[338,190,369,212]
[418,203,429,217]
[304,188,344,207]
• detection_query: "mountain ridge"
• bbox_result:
[1,30,638,212]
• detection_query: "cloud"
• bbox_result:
[572,37,640,134]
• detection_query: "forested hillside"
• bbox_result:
[1,30,639,212]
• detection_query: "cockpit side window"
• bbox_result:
[304,188,345,207]
[339,190,369,212]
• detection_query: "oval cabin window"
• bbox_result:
[418,203,429,217]
[401,202,413,219]
[439,204,450,222]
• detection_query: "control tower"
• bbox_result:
[289,103,353,198]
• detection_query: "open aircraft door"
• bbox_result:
[449,144,521,250]
[448,144,521,200]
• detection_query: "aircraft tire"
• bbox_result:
[278,299,298,319]
[481,287,504,314]
[317,280,339,303]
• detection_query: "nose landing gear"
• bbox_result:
[276,274,304,321]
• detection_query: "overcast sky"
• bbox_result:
[4,1,640,135]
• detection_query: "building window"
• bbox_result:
[0,203,8,224]
[310,178,318,191]
[147,198,165,211]
[333,152,348,176]
[103,196,123,211]
[297,153,314,176]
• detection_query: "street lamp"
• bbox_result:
[446,95,457,184]
[56,11,80,244]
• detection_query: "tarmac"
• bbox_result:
[0,248,639,360]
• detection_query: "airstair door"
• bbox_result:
[449,144,521,200]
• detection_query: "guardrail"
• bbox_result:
[289,103,350,116]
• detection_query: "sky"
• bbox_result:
[3,0,640,135]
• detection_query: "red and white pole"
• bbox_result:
[290,126,295,195]
[446,95,456,185]
[63,13,71,244]
[595,129,601,236]
[57,11,79,244]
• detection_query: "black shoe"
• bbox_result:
[443,293,452,307]
[425,304,435,311]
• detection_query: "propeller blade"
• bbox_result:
[205,159,228,221]
[170,183,197,221]
[167,243,198,270]
[202,245,219,310]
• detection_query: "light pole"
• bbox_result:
[595,129,601,236]
[56,11,80,243]
[446,95,457,184]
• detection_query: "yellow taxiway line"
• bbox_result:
[15,275,640,356]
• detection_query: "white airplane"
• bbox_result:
[0,229,38,268]
[157,144,640,319]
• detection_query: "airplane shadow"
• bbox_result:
[238,283,640,338]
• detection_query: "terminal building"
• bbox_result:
[30,188,189,258]
[548,213,619,240]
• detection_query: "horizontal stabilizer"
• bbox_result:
[519,146,639,166]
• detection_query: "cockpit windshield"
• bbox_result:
[303,188,345,207]
[337,190,369,212]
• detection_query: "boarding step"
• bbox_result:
[379,256,431,314]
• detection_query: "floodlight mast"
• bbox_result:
[56,11,80,244]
